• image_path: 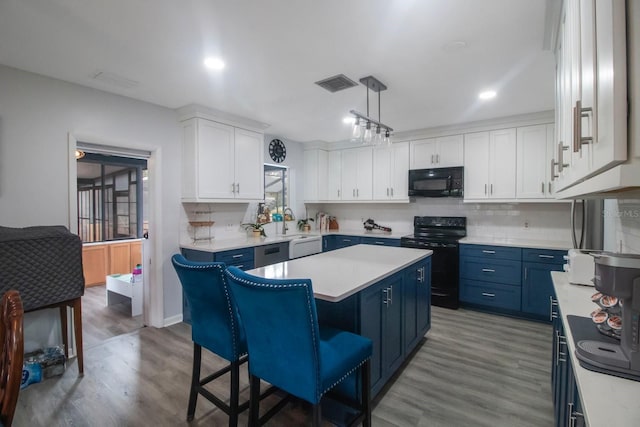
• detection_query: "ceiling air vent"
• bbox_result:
[90,70,140,89]
[315,74,358,93]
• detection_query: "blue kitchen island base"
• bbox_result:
[316,257,431,398]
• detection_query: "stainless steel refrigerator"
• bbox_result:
[570,199,604,250]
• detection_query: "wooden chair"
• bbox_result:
[0,290,24,427]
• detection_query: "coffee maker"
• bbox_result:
[575,252,640,380]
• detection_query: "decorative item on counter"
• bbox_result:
[329,216,339,230]
[242,223,266,237]
[363,218,392,233]
[297,218,314,232]
[283,207,295,221]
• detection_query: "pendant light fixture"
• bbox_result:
[350,76,393,146]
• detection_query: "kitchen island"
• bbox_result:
[247,244,433,397]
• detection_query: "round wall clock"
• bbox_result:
[269,139,287,163]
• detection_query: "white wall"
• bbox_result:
[0,65,184,333]
[307,199,573,242]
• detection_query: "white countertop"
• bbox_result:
[246,244,431,302]
[180,229,407,253]
[460,236,571,250]
[551,271,640,426]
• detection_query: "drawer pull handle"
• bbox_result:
[482,268,495,273]
[232,254,244,258]
[482,250,496,254]
[375,241,385,245]
[538,254,555,259]
[481,292,495,298]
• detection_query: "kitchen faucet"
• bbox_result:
[282,208,294,235]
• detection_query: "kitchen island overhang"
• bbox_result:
[247,244,433,398]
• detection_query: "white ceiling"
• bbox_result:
[0,0,555,143]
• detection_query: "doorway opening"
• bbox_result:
[76,149,149,348]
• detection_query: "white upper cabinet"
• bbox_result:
[517,124,556,199]
[463,132,490,200]
[327,150,342,201]
[464,129,516,200]
[341,147,373,201]
[303,149,328,202]
[410,135,463,169]
[181,118,264,202]
[553,0,627,192]
[372,142,409,201]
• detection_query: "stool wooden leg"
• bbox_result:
[248,374,260,427]
[59,305,69,358]
[187,343,201,421]
[362,360,371,427]
[72,298,84,375]
[312,403,321,427]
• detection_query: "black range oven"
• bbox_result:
[401,216,466,309]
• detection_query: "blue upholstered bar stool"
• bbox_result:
[224,266,373,427]
[171,255,252,426]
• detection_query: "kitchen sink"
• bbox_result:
[288,234,322,259]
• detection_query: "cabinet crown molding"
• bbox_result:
[177,103,270,133]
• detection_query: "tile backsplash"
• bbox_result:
[309,199,573,242]
[604,199,640,254]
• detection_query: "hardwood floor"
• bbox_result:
[16,306,553,426]
[81,284,144,349]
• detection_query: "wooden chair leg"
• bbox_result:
[187,344,201,421]
[312,403,321,427]
[248,374,260,427]
[72,298,84,375]
[59,305,69,358]
[362,360,371,427]
[229,360,240,427]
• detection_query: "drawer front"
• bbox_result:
[215,247,255,264]
[522,248,566,265]
[360,237,400,247]
[335,236,361,249]
[460,257,522,285]
[181,248,215,262]
[460,279,522,311]
[459,245,522,261]
[228,260,255,271]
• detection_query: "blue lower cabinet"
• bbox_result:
[459,256,522,285]
[459,279,521,311]
[403,258,431,352]
[360,237,401,247]
[181,247,255,324]
[334,235,361,249]
[522,261,563,317]
[360,274,404,395]
[322,235,336,252]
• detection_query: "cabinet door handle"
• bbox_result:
[541,182,545,194]
[482,268,495,273]
[549,296,559,321]
[383,288,389,306]
[548,182,552,194]
[337,189,340,198]
[357,188,359,197]
[436,154,439,163]
[524,267,528,281]
[388,285,393,304]
[431,154,434,164]
[484,184,487,195]
[567,402,574,427]
[386,188,389,196]
[391,187,394,196]
[481,292,495,298]
[482,250,496,254]
[353,189,355,197]
[490,183,493,195]
[539,254,555,259]
[231,183,236,193]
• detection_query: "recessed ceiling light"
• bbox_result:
[343,117,356,125]
[204,57,225,70]
[478,90,497,100]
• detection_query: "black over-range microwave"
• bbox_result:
[408,166,464,198]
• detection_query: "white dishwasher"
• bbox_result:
[288,235,323,259]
